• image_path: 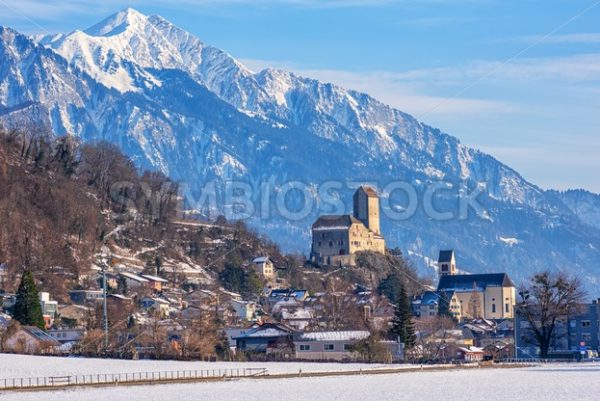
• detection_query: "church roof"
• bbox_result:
[437,273,515,292]
[438,250,455,263]
[312,214,362,229]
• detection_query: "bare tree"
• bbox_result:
[517,271,586,358]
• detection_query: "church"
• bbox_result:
[310,186,386,266]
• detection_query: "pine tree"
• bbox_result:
[13,271,45,329]
[390,285,416,348]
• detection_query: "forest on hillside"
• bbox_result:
[0,130,288,300]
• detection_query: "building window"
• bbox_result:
[343,344,352,351]
[492,304,496,313]
[329,241,333,247]
[582,320,591,328]
[505,304,509,313]
[582,333,592,342]
[299,344,311,351]
[324,344,335,351]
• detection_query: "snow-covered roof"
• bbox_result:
[253,256,270,263]
[295,330,370,342]
[458,346,484,353]
[141,274,169,283]
[120,272,149,282]
[281,309,313,320]
[108,294,131,301]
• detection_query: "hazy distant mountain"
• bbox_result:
[1,9,599,291]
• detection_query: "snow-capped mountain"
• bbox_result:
[2,8,600,291]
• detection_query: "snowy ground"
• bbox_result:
[0,353,391,378]
[1,355,598,401]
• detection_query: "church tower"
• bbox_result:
[353,186,381,235]
[438,250,457,277]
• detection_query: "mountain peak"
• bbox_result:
[84,7,148,37]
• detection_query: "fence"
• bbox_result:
[0,367,268,391]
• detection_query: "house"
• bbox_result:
[106,294,135,323]
[483,341,513,361]
[47,328,85,344]
[460,318,514,349]
[412,291,441,318]
[69,289,104,305]
[1,293,16,310]
[140,296,171,317]
[186,289,217,308]
[141,274,169,292]
[3,325,60,354]
[120,272,150,290]
[0,262,7,287]
[233,322,295,355]
[228,299,257,322]
[39,292,58,316]
[252,256,275,283]
[281,308,314,330]
[0,312,11,329]
[293,330,370,361]
[57,304,92,327]
[456,346,485,362]
[224,327,254,351]
[267,288,309,307]
[310,186,385,267]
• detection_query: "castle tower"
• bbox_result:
[438,250,457,277]
[353,186,381,235]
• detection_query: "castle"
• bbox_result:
[310,186,385,266]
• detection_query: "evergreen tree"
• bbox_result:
[389,285,416,348]
[13,271,45,329]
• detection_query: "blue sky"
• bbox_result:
[2,0,600,192]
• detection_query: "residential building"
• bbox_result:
[233,322,295,355]
[310,186,385,267]
[39,292,58,318]
[3,326,60,354]
[293,330,370,361]
[456,346,485,362]
[252,256,275,283]
[68,289,104,305]
[267,288,309,307]
[281,309,314,330]
[47,328,85,344]
[141,274,169,292]
[515,299,600,359]
[106,294,135,323]
[57,304,92,327]
[228,299,257,322]
[120,272,150,290]
[140,296,171,317]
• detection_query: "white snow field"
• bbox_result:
[0,355,598,401]
[0,353,391,378]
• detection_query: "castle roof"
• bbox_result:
[357,186,378,197]
[437,273,515,292]
[312,214,362,230]
[438,250,455,263]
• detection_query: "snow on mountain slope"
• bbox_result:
[548,189,600,230]
[2,9,600,291]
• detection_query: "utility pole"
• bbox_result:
[100,245,110,354]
